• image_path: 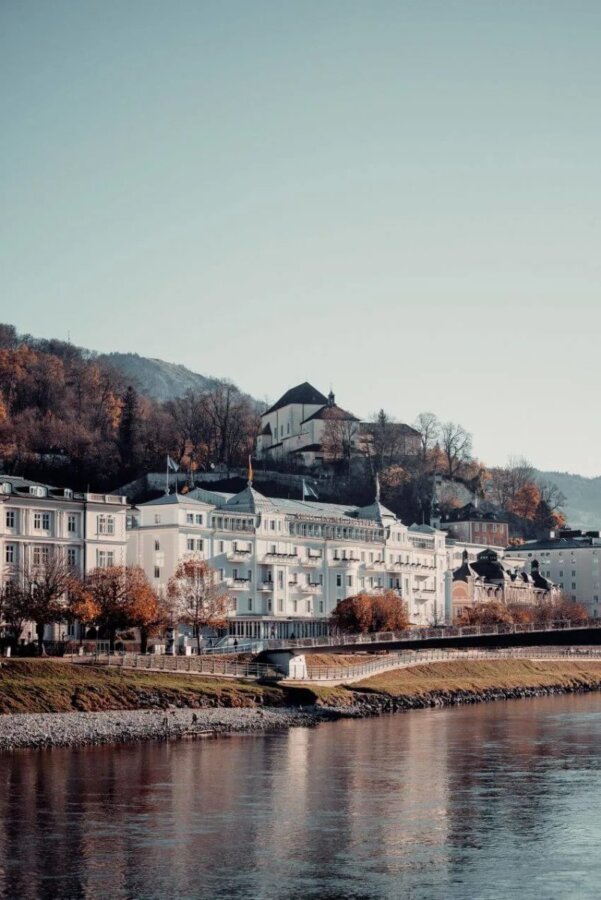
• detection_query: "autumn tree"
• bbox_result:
[331,591,410,634]
[167,557,233,652]
[0,582,30,648]
[84,565,159,651]
[19,555,79,652]
[456,602,513,627]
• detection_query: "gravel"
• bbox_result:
[0,706,349,751]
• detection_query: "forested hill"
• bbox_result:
[97,353,223,402]
[535,470,601,530]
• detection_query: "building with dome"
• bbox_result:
[451,548,558,622]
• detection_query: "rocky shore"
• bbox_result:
[0,706,349,751]
[344,680,601,716]
[2,679,601,751]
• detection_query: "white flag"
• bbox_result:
[167,455,179,472]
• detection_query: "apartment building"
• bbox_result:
[0,476,128,640]
[505,529,601,617]
[127,482,449,638]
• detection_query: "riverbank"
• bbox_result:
[2,658,601,750]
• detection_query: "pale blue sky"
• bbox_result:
[2,1,600,475]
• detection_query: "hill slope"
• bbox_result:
[536,470,601,530]
[98,352,223,401]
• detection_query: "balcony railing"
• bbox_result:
[263,553,299,563]
[259,581,274,592]
[232,578,251,589]
[303,556,323,566]
[332,557,360,567]
[228,550,252,562]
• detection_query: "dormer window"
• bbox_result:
[0,482,11,494]
[29,485,47,497]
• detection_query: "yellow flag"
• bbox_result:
[248,455,253,484]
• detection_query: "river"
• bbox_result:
[1,693,601,899]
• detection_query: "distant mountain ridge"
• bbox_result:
[98,352,224,402]
[535,470,601,530]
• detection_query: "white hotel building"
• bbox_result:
[127,482,449,638]
[0,476,128,640]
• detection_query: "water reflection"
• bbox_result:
[1,694,601,898]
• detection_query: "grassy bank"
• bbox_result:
[0,660,287,714]
[2,658,601,716]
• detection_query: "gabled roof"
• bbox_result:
[142,493,209,507]
[260,423,272,436]
[223,485,276,514]
[355,500,397,526]
[301,404,359,424]
[264,382,328,416]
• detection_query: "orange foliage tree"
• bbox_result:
[83,565,159,651]
[456,602,514,627]
[167,557,233,653]
[331,591,410,634]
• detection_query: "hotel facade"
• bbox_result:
[127,482,449,638]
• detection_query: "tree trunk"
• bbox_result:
[36,622,45,655]
[140,628,148,654]
[195,624,202,655]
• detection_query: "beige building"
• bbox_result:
[451,548,558,622]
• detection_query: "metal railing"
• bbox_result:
[301,646,601,683]
[108,653,280,680]
[264,619,601,652]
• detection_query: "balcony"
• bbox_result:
[228,550,252,563]
[263,552,299,563]
[259,581,274,592]
[303,556,323,567]
[301,583,322,595]
[364,560,386,571]
[332,557,360,568]
[231,578,251,590]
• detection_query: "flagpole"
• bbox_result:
[165,455,169,495]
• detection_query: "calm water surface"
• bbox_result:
[1,694,601,899]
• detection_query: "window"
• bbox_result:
[219,568,225,581]
[186,513,194,524]
[319,600,324,614]
[5,511,15,528]
[154,567,160,579]
[270,520,275,531]
[187,539,194,551]
[33,513,41,529]
[336,574,342,587]
[572,570,576,577]
[98,515,115,534]
[307,600,311,613]
[154,540,160,551]
[278,598,283,612]
[195,514,203,525]
[5,545,15,564]
[196,539,203,552]
[248,598,253,611]
[559,570,563,577]
[67,547,77,567]
[232,598,238,612]
[219,541,224,553]
[572,582,576,590]
[270,544,276,555]
[347,575,352,587]
[96,550,114,568]
[278,571,284,588]
[248,569,252,582]
[154,514,161,525]
[33,546,50,565]
[67,514,77,533]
